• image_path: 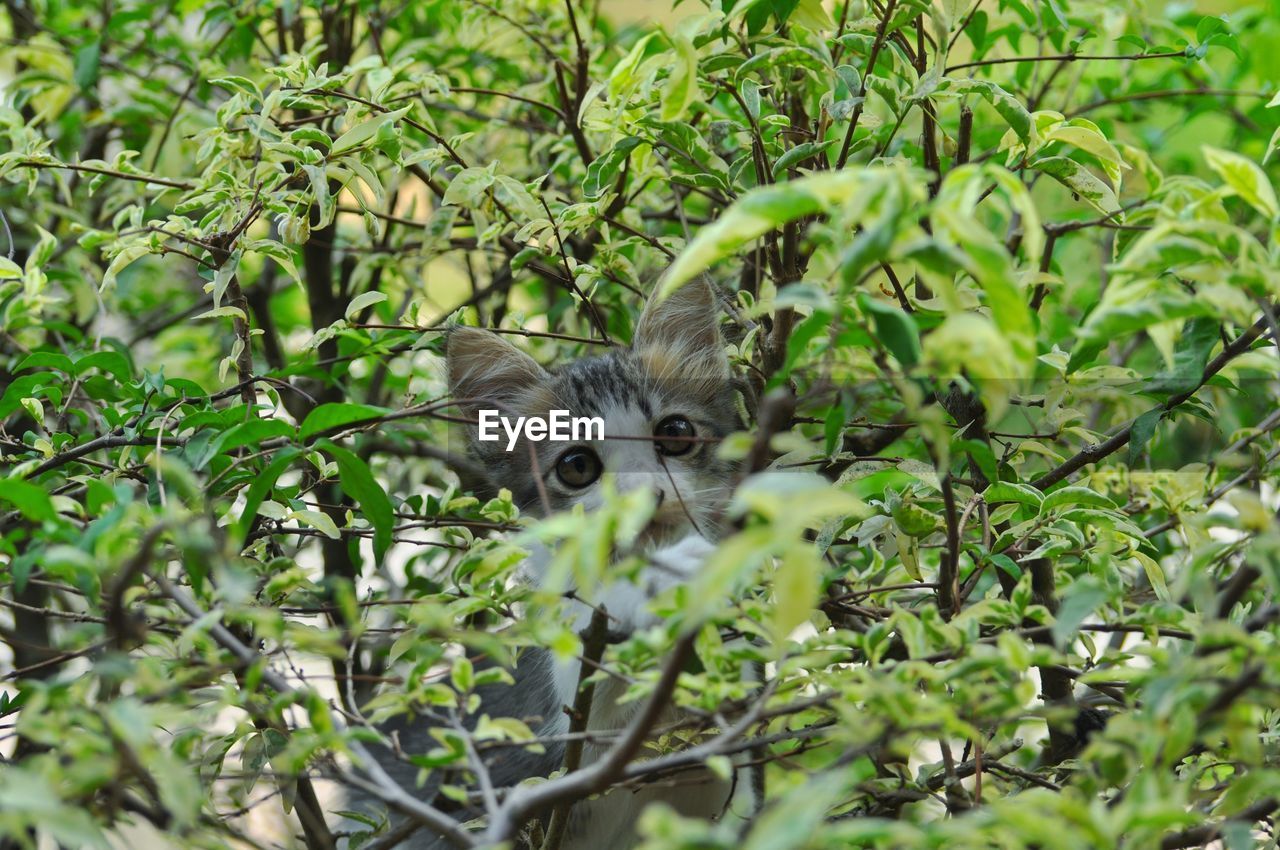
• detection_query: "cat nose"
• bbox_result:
[654,490,665,508]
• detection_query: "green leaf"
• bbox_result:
[771,140,837,178]
[320,441,394,562]
[204,418,296,466]
[1070,286,1213,370]
[857,293,920,368]
[0,374,44,418]
[442,165,497,208]
[771,544,822,642]
[938,79,1032,143]
[234,448,302,547]
[1051,576,1109,647]
[1203,146,1279,220]
[835,64,860,96]
[741,79,762,120]
[331,105,412,154]
[75,351,132,382]
[16,352,73,373]
[1040,486,1117,513]
[1128,408,1165,465]
[1031,156,1120,214]
[73,38,101,92]
[1146,317,1219,395]
[984,482,1044,508]
[345,291,388,320]
[0,479,58,522]
[661,35,699,121]
[932,166,1038,373]
[299,403,390,441]
[661,170,874,298]
[778,309,831,380]
[193,306,247,321]
[582,137,646,199]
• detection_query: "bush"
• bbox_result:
[2,0,1280,848]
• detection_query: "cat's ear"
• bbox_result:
[633,279,727,377]
[446,327,549,410]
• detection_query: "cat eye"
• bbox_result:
[554,447,602,488]
[653,415,696,456]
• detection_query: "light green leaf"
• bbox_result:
[193,306,247,321]
[442,165,497,208]
[938,78,1032,144]
[661,170,874,298]
[289,509,341,539]
[1264,126,1280,166]
[331,105,411,154]
[743,771,848,850]
[1040,486,1117,513]
[661,35,699,121]
[345,290,388,319]
[1132,551,1171,602]
[101,243,151,292]
[790,0,834,30]
[984,482,1044,508]
[1031,156,1120,214]
[922,313,1017,419]
[1051,576,1109,647]
[1044,121,1127,187]
[1203,146,1279,220]
[771,544,822,642]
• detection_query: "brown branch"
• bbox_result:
[1065,88,1271,119]
[27,435,185,478]
[1032,313,1272,490]
[955,105,973,166]
[946,50,1187,74]
[1159,798,1278,850]
[540,608,611,850]
[481,629,700,844]
[835,0,897,170]
[938,474,960,617]
[149,567,473,848]
[16,159,194,190]
[450,86,567,120]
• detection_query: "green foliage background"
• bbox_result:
[2,0,1280,848]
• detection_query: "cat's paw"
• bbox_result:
[648,533,717,584]
[592,534,717,635]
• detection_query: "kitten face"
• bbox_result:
[447,281,739,546]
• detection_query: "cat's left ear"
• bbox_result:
[633,279,728,378]
[446,326,549,412]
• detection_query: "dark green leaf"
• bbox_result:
[0,479,58,523]
[319,441,394,563]
[299,403,390,441]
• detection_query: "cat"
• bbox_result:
[344,280,749,849]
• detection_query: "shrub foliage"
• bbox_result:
[2,0,1280,848]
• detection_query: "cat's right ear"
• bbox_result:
[446,327,548,411]
[633,278,728,380]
